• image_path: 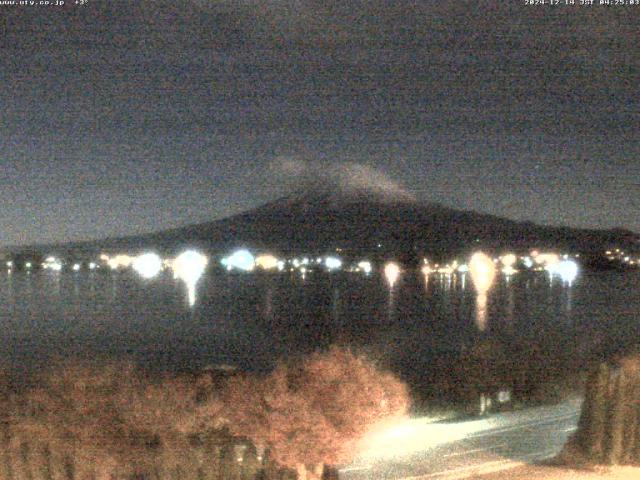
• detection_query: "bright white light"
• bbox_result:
[172,250,208,306]
[500,253,517,268]
[357,260,372,274]
[44,262,62,272]
[106,254,134,270]
[551,260,579,285]
[43,256,63,272]
[276,260,285,271]
[88,262,97,270]
[469,252,497,332]
[132,253,163,279]
[469,252,496,294]
[457,264,469,273]
[25,262,32,269]
[72,263,81,272]
[384,262,401,288]
[324,256,342,271]
[355,416,494,462]
[502,266,517,276]
[6,261,13,268]
[255,254,279,270]
[522,256,533,268]
[421,265,432,276]
[173,250,208,282]
[221,249,255,272]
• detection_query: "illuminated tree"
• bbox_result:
[221,346,410,480]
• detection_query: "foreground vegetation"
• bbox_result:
[560,348,640,468]
[0,347,410,480]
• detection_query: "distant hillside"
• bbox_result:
[3,189,638,264]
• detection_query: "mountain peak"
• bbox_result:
[283,183,416,208]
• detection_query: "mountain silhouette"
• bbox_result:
[5,189,638,264]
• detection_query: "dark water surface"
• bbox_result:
[1,269,638,401]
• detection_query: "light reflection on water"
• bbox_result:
[0,269,638,397]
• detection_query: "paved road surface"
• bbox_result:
[341,398,581,480]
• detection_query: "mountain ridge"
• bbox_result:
[2,190,638,262]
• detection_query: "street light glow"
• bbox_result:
[172,250,208,306]
[469,252,496,331]
[324,256,342,271]
[132,253,163,279]
[255,254,279,270]
[221,249,255,272]
[384,262,401,288]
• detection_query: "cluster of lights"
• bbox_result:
[255,254,279,270]
[219,249,377,277]
[42,256,63,272]
[500,253,518,276]
[605,248,639,266]
[356,260,373,274]
[324,256,342,271]
[102,254,134,271]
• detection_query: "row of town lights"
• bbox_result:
[3,248,581,292]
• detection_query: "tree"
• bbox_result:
[219,346,410,480]
[567,349,640,465]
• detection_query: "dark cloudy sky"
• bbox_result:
[0,0,638,246]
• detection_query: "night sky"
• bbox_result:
[1,1,638,246]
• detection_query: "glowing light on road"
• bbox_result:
[324,256,342,271]
[355,416,493,462]
[172,250,208,306]
[255,254,279,270]
[384,262,401,288]
[132,253,163,279]
[221,249,255,272]
[469,252,496,331]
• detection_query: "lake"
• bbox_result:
[1,267,638,404]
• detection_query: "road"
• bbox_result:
[340,398,582,480]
